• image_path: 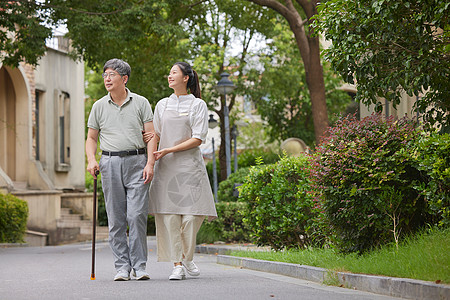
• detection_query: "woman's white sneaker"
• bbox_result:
[169,265,186,280]
[182,261,200,276]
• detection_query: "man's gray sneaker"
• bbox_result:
[114,270,130,281]
[132,269,150,280]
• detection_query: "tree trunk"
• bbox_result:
[247,0,329,144]
[306,36,329,143]
[219,107,228,181]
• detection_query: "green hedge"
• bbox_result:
[0,193,28,243]
[206,148,280,190]
[413,131,450,227]
[239,155,324,250]
[237,148,280,169]
[197,201,250,244]
[217,167,251,202]
[147,215,156,235]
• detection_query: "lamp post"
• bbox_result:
[231,125,238,172]
[215,72,235,178]
[208,114,219,202]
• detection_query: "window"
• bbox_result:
[55,90,70,172]
[34,90,43,161]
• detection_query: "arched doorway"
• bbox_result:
[0,66,17,181]
[0,65,31,189]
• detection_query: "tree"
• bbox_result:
[1,0,192,99]
[246,0,330,144]
[246,21,351,145]
[3,0,337,176]
[188,0,277,180]
[61,0,274,180]
[0,1,52,67]
[315,0,450,131]
[48,0,196,103]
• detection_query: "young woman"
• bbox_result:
[145,62,217,280]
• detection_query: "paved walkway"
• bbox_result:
[0,237,403,300]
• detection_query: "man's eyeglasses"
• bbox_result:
[102,72,121,79]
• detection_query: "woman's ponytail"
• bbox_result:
[189,70,201,99]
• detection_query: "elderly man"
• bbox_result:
[86,58,156,281]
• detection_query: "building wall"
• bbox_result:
[360,93,419,120]
[1,40,88,244]
[0,64,32,189]
[33,48,85,190]
[1,44,85,192]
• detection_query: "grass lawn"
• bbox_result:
[231,227,450,284]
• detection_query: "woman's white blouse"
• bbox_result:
[153,94,209,142]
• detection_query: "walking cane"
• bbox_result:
[91,170,100,280]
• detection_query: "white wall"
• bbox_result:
[33,48,85,190]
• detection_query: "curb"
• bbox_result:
[216,255,449,300]
[195,245,449,300]
[0,243,29,248]
[196,244,257,255]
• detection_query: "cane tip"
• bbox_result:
[90,276,96,280]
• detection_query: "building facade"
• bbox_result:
[0,37,102,245]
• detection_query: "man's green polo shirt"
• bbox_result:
[87,89,153,152]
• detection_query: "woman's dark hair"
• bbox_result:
[174,62,201,99]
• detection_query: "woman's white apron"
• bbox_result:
[149,99,217,220]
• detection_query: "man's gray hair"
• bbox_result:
[103,58,131,82]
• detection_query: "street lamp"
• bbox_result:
[215,72,235,178]
[208,114,219,202]
[208,113,218,129]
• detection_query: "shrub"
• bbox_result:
[239,155,324,250]
[147,215,156,235]
[237,148,280,169]
[309,113,433,254]
[206,148,280,190]
[218,167,251,202]
[0,193,28,243]
[197,201,250,244]
[413,131,450,227]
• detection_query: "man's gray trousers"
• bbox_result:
[99,154,149,272]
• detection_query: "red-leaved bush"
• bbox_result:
[309,113,432,253]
